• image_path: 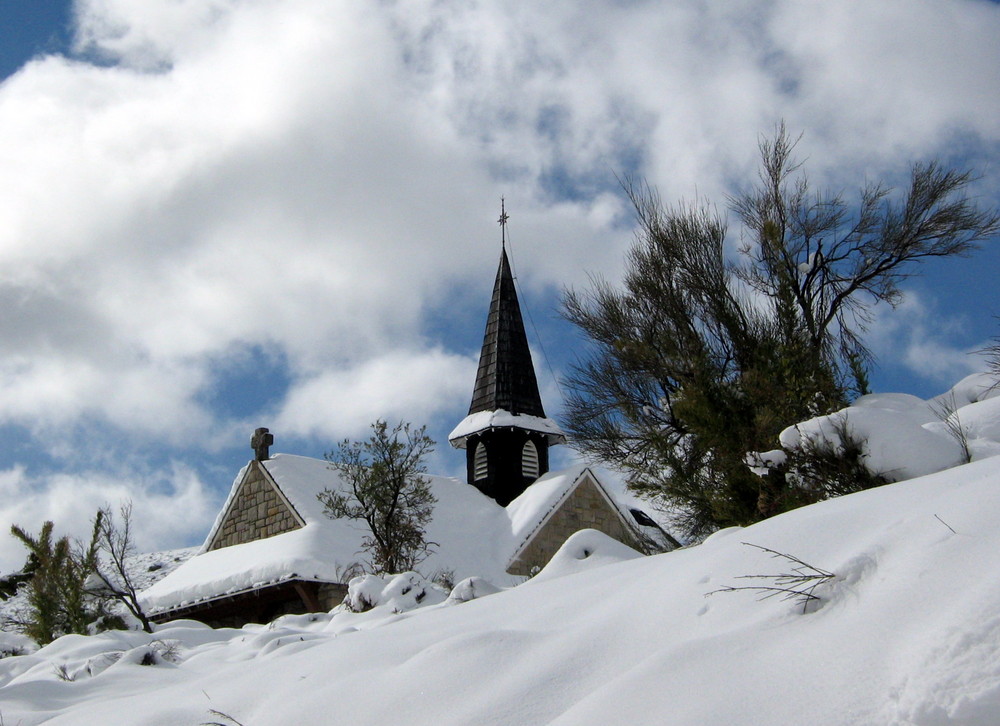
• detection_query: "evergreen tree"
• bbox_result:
[9,514,120,644]
[563,125,999,540]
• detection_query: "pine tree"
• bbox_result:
[563,125,999,540]
[9,514,119,644]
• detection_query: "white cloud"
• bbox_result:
[2,0,654,448]
[73,0,238,71]
[770,0,1000,158]
[0,463,217,573]
[869,293,988,392]
[0,0,996,552]
[274,348,476,441]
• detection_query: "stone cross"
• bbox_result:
[251,427,274,461]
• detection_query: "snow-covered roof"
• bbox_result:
[141,455,613,615]
[448,409,567,447]
[506,466,651,563]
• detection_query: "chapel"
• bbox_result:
[140,209,676,626]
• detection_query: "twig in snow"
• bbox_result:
[706,542,835,614]
[934,514,957,535]
[201,709,247,726]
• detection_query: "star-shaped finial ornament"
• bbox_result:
[498,198,509,229]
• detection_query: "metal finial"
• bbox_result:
[498,197,509,247]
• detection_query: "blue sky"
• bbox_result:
[0,0,998,571]
[0,1,72,78]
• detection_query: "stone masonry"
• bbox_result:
[210,462,302,550]
[508,475,639,576]
[317,582,349,610]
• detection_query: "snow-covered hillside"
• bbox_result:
[2,451,1000,724]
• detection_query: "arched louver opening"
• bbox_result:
[522,439,539,480]
[474,442,489,481]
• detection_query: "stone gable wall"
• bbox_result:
[318,582,349,610]
[210,463,302,550]
[508,477,639,576]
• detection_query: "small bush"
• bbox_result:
[784,416,888,497]
[9,517,114,645]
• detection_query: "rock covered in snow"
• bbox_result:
[344,572,448,613]
[445,577,503,605]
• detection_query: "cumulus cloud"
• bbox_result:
[273,348,477,441]
[770,1,1000,155]
[868,293,988,394]
[0,463,216,573]
[0,0,997,553]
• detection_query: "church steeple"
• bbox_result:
[467,244,546,418]
[449,203,566,506]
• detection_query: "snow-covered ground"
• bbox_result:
[2,450,1000,724]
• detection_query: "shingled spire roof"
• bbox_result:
[468,246,546,417]
[449,206,566,451]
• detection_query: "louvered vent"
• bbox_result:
[474,442,489,481]
[522,440,539,479]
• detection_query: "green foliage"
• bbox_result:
[8,514,117,645]
[319,420,437,575]
[782,416,888,498]
[563,125,999,540]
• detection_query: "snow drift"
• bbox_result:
[3,450,1000,724]
[775,372,1000,481]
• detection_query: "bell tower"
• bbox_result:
[448,202,566,506]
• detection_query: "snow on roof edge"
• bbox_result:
[199,460,253,554]
[505,466,586,567]
[142,457,524,613]
[146,574,334,616]
[146,572,341,615]
[505,466,645,568]
[448,409,567,447]
[145,457,645,615]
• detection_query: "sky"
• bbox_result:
[0,0,998,572]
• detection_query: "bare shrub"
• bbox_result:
[708,542,835,614]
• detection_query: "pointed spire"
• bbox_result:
[448,199,566,464]
[467,249,546,417]
[468,220,545,417]
[449,203,565,502]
